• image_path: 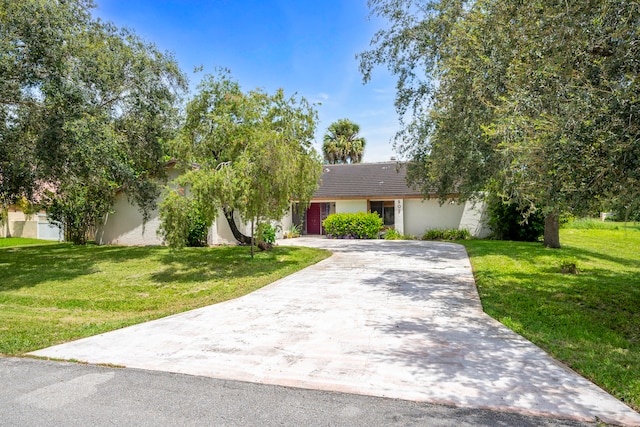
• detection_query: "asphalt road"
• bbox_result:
[1,357,593,427]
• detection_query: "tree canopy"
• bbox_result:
[359,0,640,247]
[158,71,322,250]
[0,0,186,243]
[322,118,367,164]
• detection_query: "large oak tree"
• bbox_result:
[359,0,639,247]
[0,0,186,243]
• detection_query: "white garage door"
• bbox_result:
[37,214,64,241]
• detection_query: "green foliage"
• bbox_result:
[383,228,403,240]
[421,228,471,241]
[322,118,367,164]
[360,0,640,248]
[382,228,416,240]
[161,71,322,249]
[486,194,545,242]
[186,205,209,248]
[46,181,116,244]
[0,0,186,242]
[322,212,383,239]
[257,223,277,245]
[157,189,193,249]
[283,223,302,239]
[157,189,210,249]
[563,218,640,231]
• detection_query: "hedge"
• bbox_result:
[322,212,383,239]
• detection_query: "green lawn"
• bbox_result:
[0,237,60,248]
[461,221,640,411]
[0,242,329,355]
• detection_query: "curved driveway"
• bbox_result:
[30,238,640,426]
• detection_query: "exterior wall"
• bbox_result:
[96,192,164,245]
[276,206,293,239]
[403,199,466,237]
[335,200,368,214]
[459,199,491,238]
[96,195,257,246]
[1,208,62,240]
[3,209,37,239]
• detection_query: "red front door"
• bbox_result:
[306,203,321,234]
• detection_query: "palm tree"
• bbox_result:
[322,119,366,164]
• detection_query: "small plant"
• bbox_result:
[559,257,579,274]
[384,228,403,240]
[322,212,383,239]
[422,228,471,241]
[383,228,417,240]
[284,223,301,239]
[256,222,277,250]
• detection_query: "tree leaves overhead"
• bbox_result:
[159,70,322,248]
[0,0,187,243]
[360,0,640,247]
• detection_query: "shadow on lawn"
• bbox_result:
[0,244,163,291]
[0,244,304,291]
[150,246,300,284]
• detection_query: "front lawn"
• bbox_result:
[0,243,329,355]
[0,237,59,248]
[461,222,640,411]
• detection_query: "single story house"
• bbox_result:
[1,206,63,241]
[95,161,489,246]
[279,162,489,238]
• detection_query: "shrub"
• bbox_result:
[383,228,417,240]
[383,228,403,240]
[283,223,301,238]
[486,194,544,241]
[422,228,471,241]
[323,212,383,239]
[186,206,209,247]
[258,223,277,245]
[158,191,208,248]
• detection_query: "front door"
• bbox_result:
[306,203,321,234]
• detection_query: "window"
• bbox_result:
[370,201,395,226]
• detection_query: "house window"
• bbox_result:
[370,201,395,226]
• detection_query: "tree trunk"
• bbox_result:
[543,212,561,248]
[250,217,254,258]
[222,207,253,245]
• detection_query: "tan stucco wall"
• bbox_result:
[8,220,38,238]
[336,200,368,214]
[4,209,38,238]
[459,199,491,238]
[403,199,465,237]
[277,206,294,239]
[96,192,164,246]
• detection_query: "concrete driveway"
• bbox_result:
[30,238,640,426]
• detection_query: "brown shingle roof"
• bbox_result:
[312,162,422,199]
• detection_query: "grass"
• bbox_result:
[0,242,330,355]
[461,221,640,411]
[0,237,60,248]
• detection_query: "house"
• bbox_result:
[96,161,489,246]
[95,166,247,246]
[280,162,490,238]
[0,205,63,241]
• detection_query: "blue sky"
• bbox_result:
[93,0,399,162]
